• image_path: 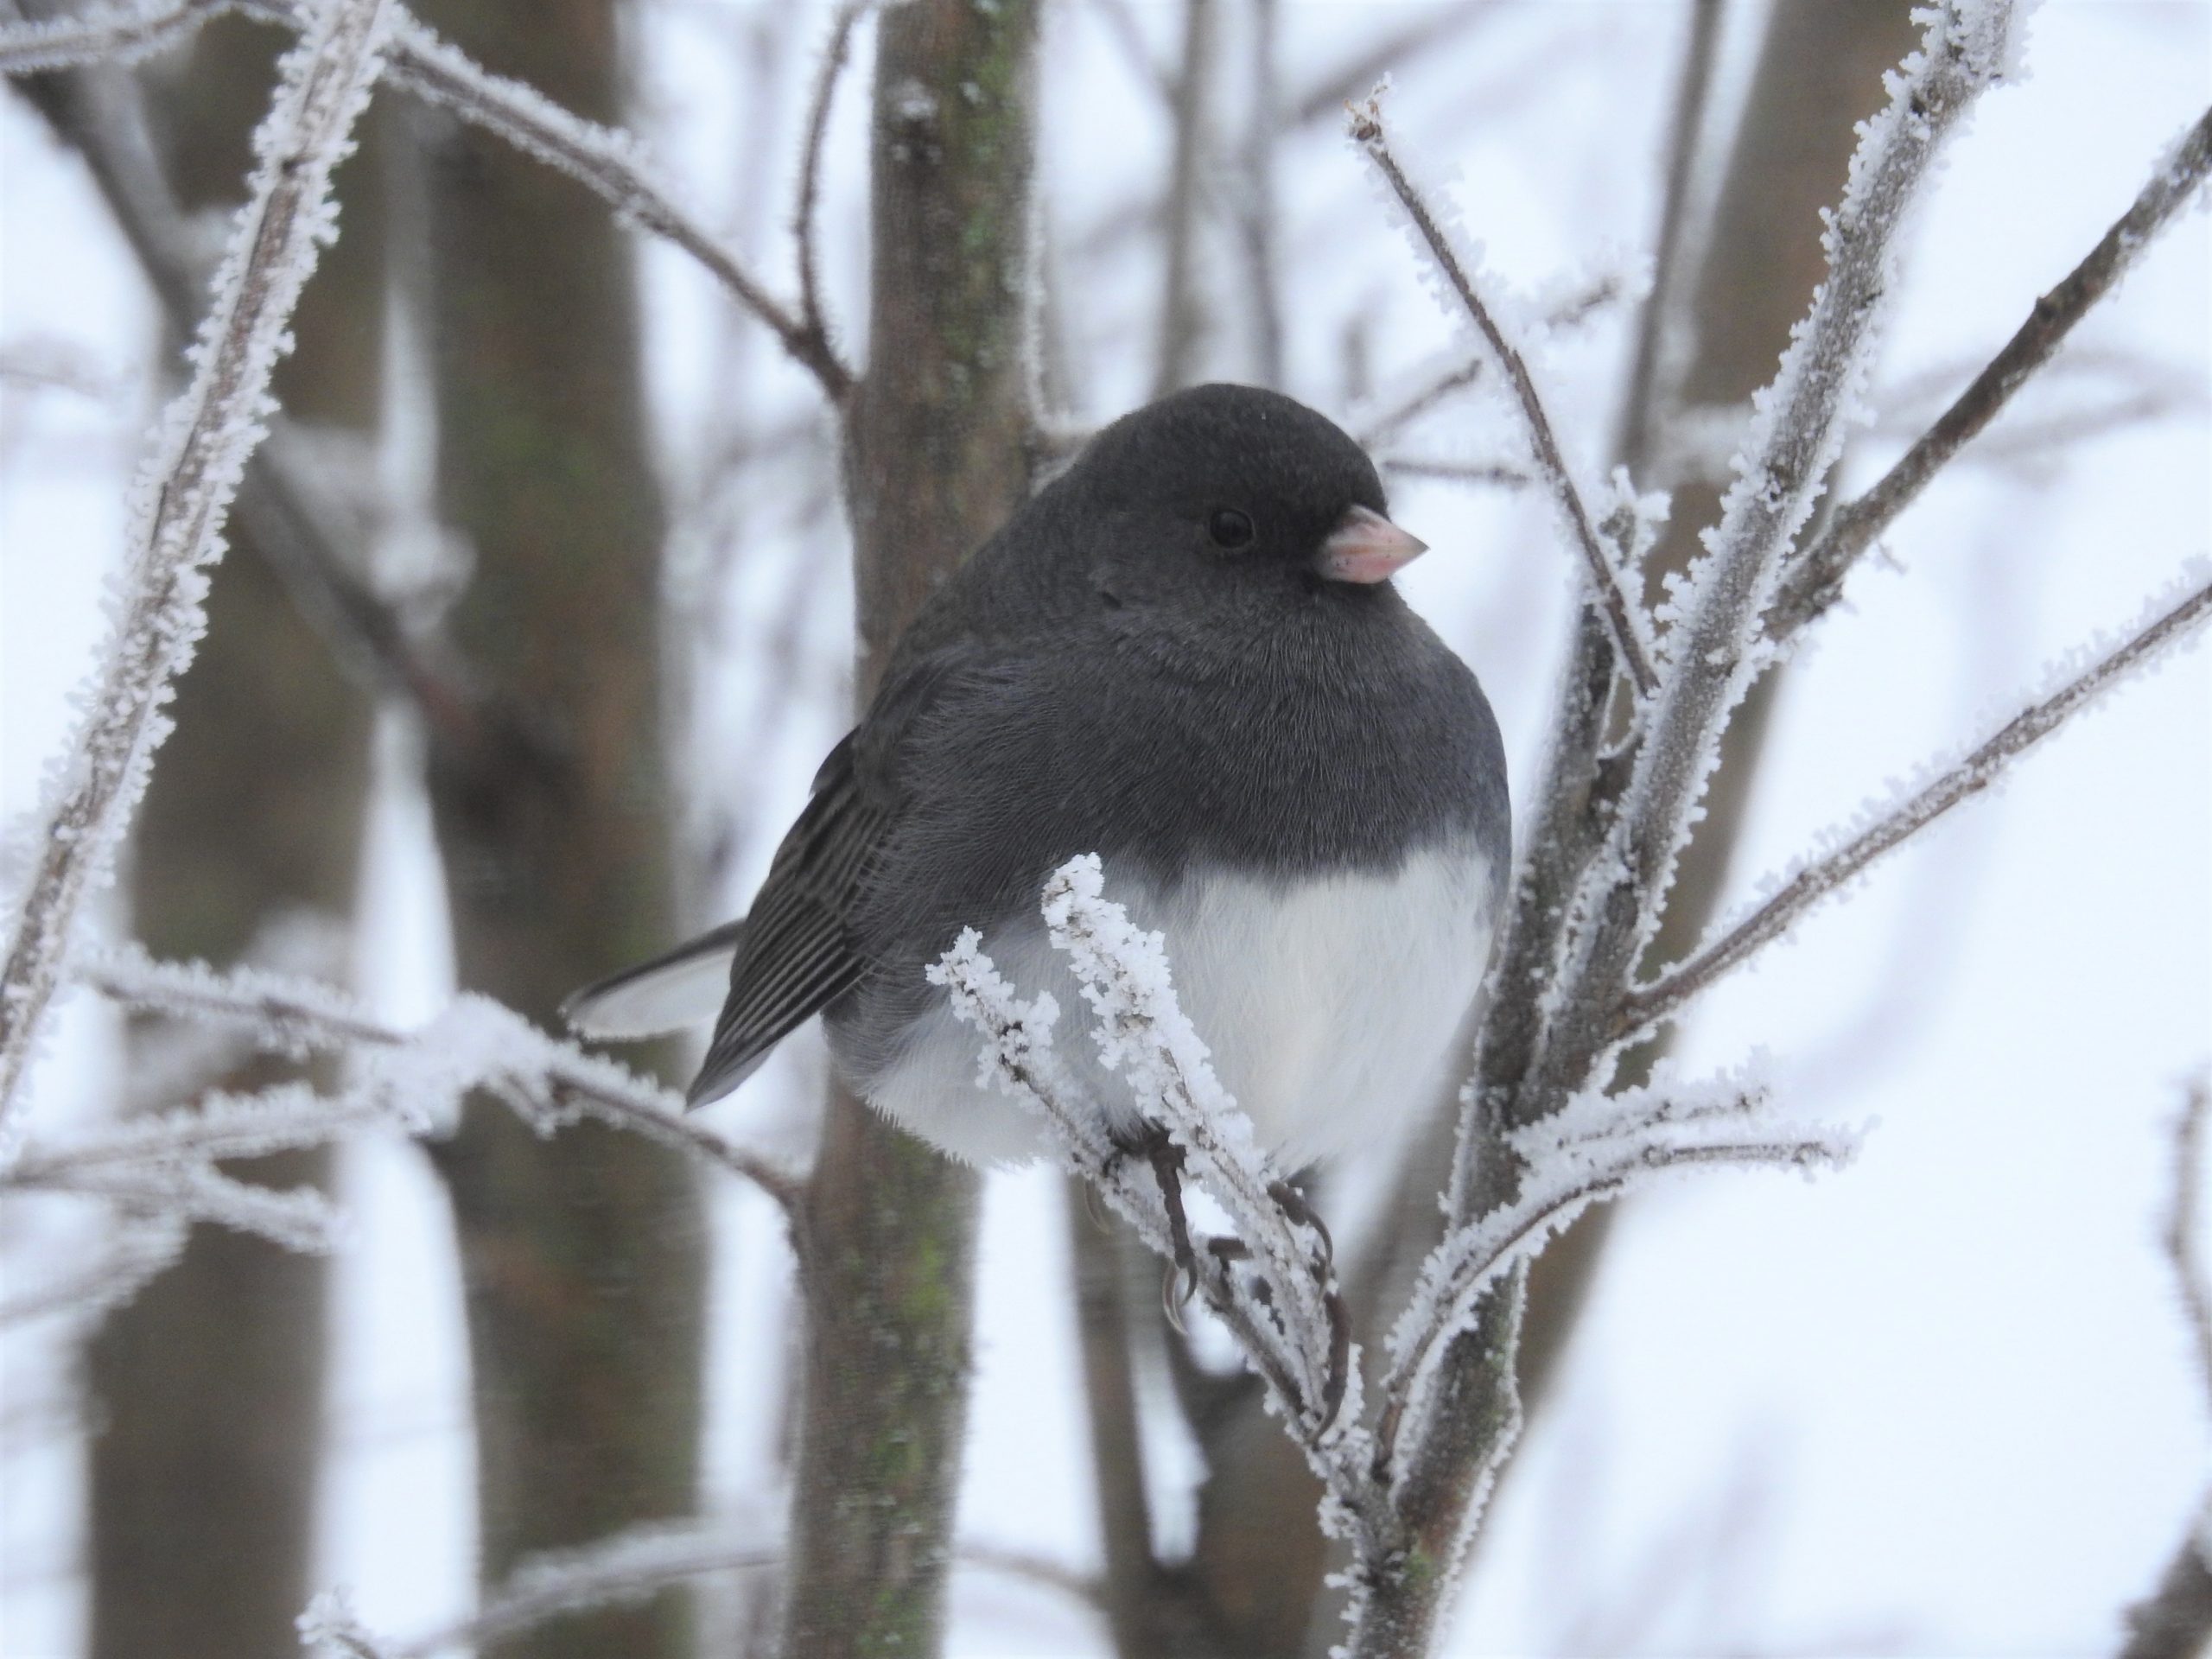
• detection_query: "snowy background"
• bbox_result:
[3,1,2209,1655]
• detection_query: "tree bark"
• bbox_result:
[778,5,1038,1655]
[406,4,704,1655]
[83,21,378,1658]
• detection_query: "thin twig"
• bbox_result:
[79,947,808,1215]
[1351,94,1660,697]
[1770,105,2212,642]
[1615,0,1725,472]
[1355,273,1624,451]
[1522,1,2023,1129]
[0,0,227,73]
[2167,1078,2212,1414]
[0,0,393,1161]
[1619,573,2212,1040]
[793,2,865,352]
[1378,455,1529,488]
[226,0,856,399]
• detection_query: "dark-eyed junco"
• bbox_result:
[565,384,1509,1173]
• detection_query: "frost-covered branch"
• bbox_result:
[0,0,226,73]
[185,0,856,397]
[1770,104,2212,642]
[0,1210,184,1328]
[81,946,806,1214]
[1041,858,1344,1419]
[930,868,1386,1542]
[1350,92,1660,698]
[1376,1070,1857,1481]
[1522,0,2024,1129]
[0,0,391,1163]
[1620,569,2212,1041]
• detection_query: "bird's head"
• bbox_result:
[1060,384,1427,608]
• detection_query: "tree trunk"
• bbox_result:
[778,5,1038,1655]
[84,21,378,1658]
[406,4,704,1654]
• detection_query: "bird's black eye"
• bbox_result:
[1208,507,1255,550]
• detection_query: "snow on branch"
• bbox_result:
[224,0,855,399]
[1377,1065,1859,1481]
[1771,103,2212,643]
[930,866,1388,1544]
[1619,568,2212,1040]
[0,0,392,1165]
[0,0,229,73]
[1525,0,2026,1112]
[80,945,806,1214]
[1350,88,1661,699]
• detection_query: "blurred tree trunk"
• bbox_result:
[82,22,379,1658]
[1510,0,1923,1411]
[405,4,704,1655]
[778,4,1038,1655]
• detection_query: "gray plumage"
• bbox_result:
[565,384,1509,1167]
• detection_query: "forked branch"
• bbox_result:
[1770,104,2212,642]
[1620,571,2212,1040]
[1351,92,1660,698]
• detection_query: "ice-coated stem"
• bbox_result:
[0,0,392,1163]
[1351,92,1661,699]
[1621,572,2212,1040]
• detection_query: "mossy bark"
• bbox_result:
[778,5,1039,1656]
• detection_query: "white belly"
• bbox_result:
[859,842,1497,1170]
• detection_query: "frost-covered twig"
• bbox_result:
[1377,455,1529,489]
[219,0,855,399]
[1350,91,1659,698]
[0,0,227,73]
[1354,275,1625,450]
[1524,0,2024,1126]
[1376,1071,1857,1479]
[1771,104,2212,642]
[81,946,807,1214]
[5,1079,373,1255]
[392,1522,773,1658]
[1620,570,2212,1040]
[1040,857,1344,1420]
[0,1210,184,1327]
[0,0,391,1162]
[793,2,866,353]
[930,895,1387,1541]
[2117,1077,2212,1659]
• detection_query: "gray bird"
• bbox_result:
[563,384,1509,1173]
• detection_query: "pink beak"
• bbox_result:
[1318,505,1428,585]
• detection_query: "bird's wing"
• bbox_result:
[686,640,995,1106]
[685,733,888,1105]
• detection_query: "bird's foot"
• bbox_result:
[1267,1178,1334,1271]
[1122,1121,1199,1311]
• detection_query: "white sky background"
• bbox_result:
[3,1,2209,1656]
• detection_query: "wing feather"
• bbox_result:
[686,739,890,1105]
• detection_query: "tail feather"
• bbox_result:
[560,919,747,1041]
